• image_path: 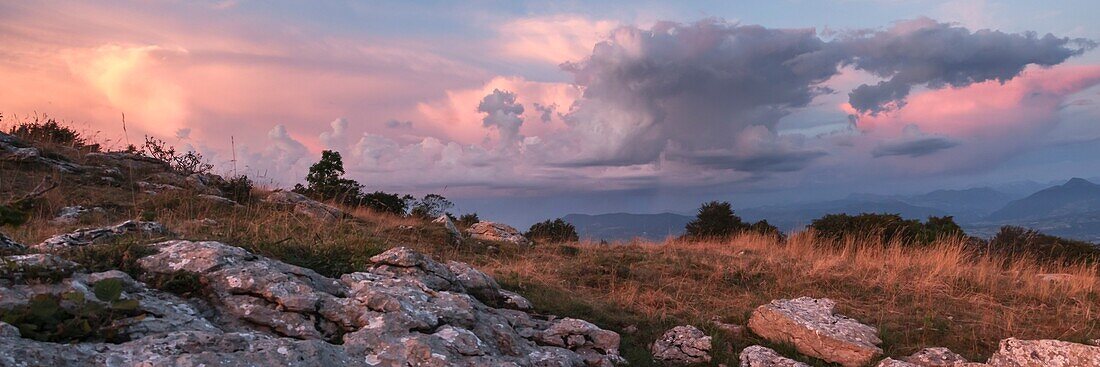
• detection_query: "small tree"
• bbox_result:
[361,191,411,215]
[409,194,453,219]
[293,150,363,204]
[748,219,780,236]
[683,201,746,239]
[526,218,579,243]
[456,213,480,228]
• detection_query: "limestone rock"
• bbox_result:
[904,347,972,366]
[879,358,920,367]
[467,221,532,246]
[0,233,25,252]
[434,214,463,240]
[651,325,712,365]
[747,297,882,367]
[197,194,239,207]
[264,190,344,222]
[740,345,809,367]
[986,338,1100,367]
[36,220,170,250]
[0,322,19,338]
[2,253,79,274]
[50,206,106,225]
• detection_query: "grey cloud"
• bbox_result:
[477,89,525,145]
[838,17,1095,114]
[872,136,959,158]
[385,119,413,129]
[532,102,556,123]
[670,148,827,172]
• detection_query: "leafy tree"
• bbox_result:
[409,194,453,219]
[526,218,579,243]
[293,150,363,205]
[456,213,480,228]
[683,201,747,239]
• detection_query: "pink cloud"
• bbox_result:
[497,15,619,65]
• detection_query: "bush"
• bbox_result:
[8,117,86,147]
[985,226,1100,265]
[456,213,480,228]
[139,136,213,174]
[526,218,579,243]
[409,194,453,219]
[683,201,747,239]
[0,204,28,226]
[219,175,254,204]
[748,219,781,237]
[0,279,142,343]
[809,213,964,245]
[361,191,411,215]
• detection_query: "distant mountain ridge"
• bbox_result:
[987,178,1100,221]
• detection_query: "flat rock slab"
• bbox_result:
[740,345,809,367]
[747,297,882,367]
[986,338,1100,367]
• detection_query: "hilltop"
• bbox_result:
[2,121,1099,366]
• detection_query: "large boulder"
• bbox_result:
[36,220,170,250]
[747,297,882,367]
[467,221,532,246]
[651,325,712,365]
[740,345,809,367]
[263,190,344,222]
[986,338,1100,367]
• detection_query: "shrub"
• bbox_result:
[985,226,1100,265]
[0,204,28,226]
[8,117,86,147]
[526,218,579,243]
[683,201,747,239]
[147,271,204,296]
[748,219,781,236]
[361,191,411,215]
[0,279,142,343]
[139,136,213,174]
[409,194,453,219]
[219,175,254,204]
[57,242,157,277]
[456,213,480,228]
[809,213,964,245]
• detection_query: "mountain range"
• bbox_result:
[565,178,1100,243]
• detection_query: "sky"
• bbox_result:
[2,0,1100,226]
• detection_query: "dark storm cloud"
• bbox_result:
[872,136,959,158]
[553,18,1089,172]
[837,17,1096,114]
[670,148,828,172]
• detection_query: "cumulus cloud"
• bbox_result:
[837,17,1095,114]
[557,19,841,168]
[319,118,348,150]
[477,89,526,146]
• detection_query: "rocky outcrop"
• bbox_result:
[36,220,170,250]
[747,297,882,367]
[0,233,25,252]
[651,325,712,365]
[467,221,532,246]
[0,241,623,366]
[740,345,809,367]
[263,190,344,222]
[904,347,973,366]
[986,338,1100,367]
[434,214,463,240]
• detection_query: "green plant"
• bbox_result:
[58,242,157,277]
[220,175,254,204]
[148,271,204,296]
[0,204,28,226]
[293,150,363,203]
[456,213,480,228]
[526,218,579,243]
[809,213,964,246]
[0,279,142,343]
[683,201,747,239]
[8,116,86,147]
[985,226,1100,265]
[361,191,411,215]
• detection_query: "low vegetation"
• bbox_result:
[0,279,141,343]
[2,120,1099,366]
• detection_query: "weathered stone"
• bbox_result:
[740,345,809,367]
[197,194,239,207]
[905,347,971,366]
[747,297,882,367]
[264,190,344,222]
[651,325,712,365]
[500,290,533,311]
[0,322,19,338]
[0,232,26,252]
[986,338,1100,367]
[879,358,920,367]
[50,206,106,225]
[36,220,170,250]
[434,214,463,240]
[3,253,79,273]
[467,221,532,246]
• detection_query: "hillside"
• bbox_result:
[988,178,1100,221]
[2,126,1100,366]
